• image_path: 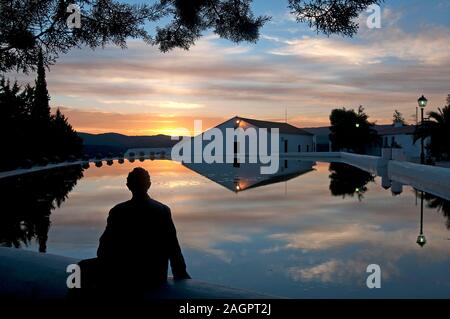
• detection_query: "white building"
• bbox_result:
[235,117,314,154]
[181,116,314,159]
[375,122,421,159]
[305,122,429,161]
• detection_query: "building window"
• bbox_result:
[284,140,288,153]
[307,145,310,152]
[298,145,302,152]
[284,160,288,169]
[391,136,395,146]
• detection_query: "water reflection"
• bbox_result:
[0,165,84,252]
[183,159,315,193]
[417,191,427,247]
[328,162,375,200]
[424,192,450,230]
[1,158,450,297]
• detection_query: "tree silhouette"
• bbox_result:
[31,50,50,122]
[50,108,83,159]
[288,0,383,36]
[0,165,84,252]
[392,110,406,125]
[0,79,34,169]
[414,96,450,160]
[423,192,450,230]
[329,106,379,153]
[0,0,384,72]
[0,75,83,171]
[328,162,375,201]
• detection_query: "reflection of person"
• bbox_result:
[93,167,190,288]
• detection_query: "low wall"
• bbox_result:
[124,147,171,158]
[283,152,341,163]
[0,248,275,300]
[388,161,450,201]
[286,152,341,158]
[340,152,387,175]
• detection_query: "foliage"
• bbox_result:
[0,74,83,171]
[328,162,375,201]
[329,105,379,153]
[392,109,405,125]
[423,192,450,230]
[288,0,383,37]
[0,0,384,72]
[0,166,84,251]
[414,95,450,160]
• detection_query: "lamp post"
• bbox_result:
[417,95,428,164]
[416,191,427,247]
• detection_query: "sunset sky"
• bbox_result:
[10,0,450,135]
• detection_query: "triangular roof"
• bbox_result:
[239,117,313,136]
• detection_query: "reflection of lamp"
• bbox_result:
[418,95,428,164]
[233,177,241,192]
[355,123,360,128]
[417,234,426,247]
[417,191,427,247]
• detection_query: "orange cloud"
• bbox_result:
[57,107,228,135]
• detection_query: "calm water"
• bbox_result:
[1,159,450,298]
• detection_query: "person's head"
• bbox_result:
[126,167,151,197]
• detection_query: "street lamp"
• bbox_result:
[417,95,428,164]
[416,191,427,248]
[418,95,428,108]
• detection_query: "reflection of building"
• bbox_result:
[184,160,315,193]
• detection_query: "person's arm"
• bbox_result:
[97,208,116,259]
[166,206,191,280]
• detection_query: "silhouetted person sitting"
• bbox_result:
[79,167,190,293]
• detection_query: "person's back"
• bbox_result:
[93,167,190,289]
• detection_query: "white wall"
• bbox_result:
[388,160,450,201]
[177,117,314,162]
[381,134,430,160]
[280,133,314,154]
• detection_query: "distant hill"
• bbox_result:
[78,132,180,156]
